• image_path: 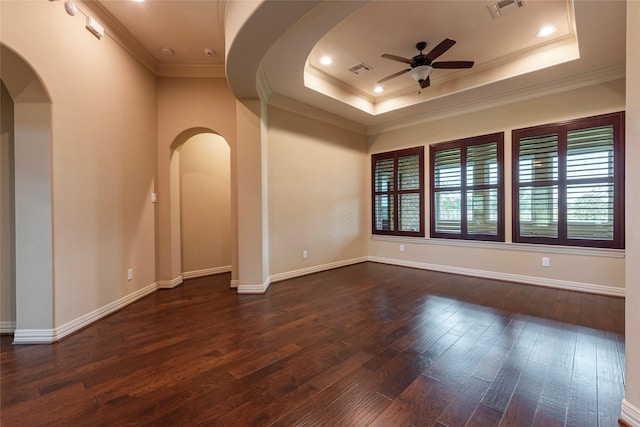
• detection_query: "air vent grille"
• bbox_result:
[348,63,372,75]
[488,0,525,18]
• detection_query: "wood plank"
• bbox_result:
[438,375,492,426]
[538,350,572,408]
[467,403,505,427]
[369,375,439,427]
[566,377,598,427]
[597,377,625,427]
[406,378,461,426]
[532,399,567,427]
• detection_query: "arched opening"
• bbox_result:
[0,43,54,343]
[169,128,232,281]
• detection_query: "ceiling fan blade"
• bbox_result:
[425,38,456,61]
[432,61,474,69]
[377,68,411,83]
[381,54,413,64]
[420,76,431,89]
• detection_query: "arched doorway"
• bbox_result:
[169,128,232,282]
[0,43,54,343]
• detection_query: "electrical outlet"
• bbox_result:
[127,268,133,280]
[542,257,550,267]
[302,250,308,259]
[400,244,405,252]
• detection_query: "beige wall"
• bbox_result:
[1,1,158,328]
[369,79,626,291]
[624,0,640,418]
[268,106,369,276]
[179,133,231,274]
[157,77,238,284]
[0,81,16,330]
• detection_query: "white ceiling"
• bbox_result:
[89,0,626,129]
[99,0,225,65]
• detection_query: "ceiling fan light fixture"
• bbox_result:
[409,65,433,84]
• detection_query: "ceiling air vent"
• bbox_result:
[348,63,372,75]
[488,0,525,18]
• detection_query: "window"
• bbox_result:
[372,147,424,237]
[512,112,624,248]
[430,133,504,241]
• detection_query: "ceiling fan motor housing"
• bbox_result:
[412,41,429,67]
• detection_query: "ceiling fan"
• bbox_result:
[378,39,474,90]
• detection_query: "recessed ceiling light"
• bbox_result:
[134,0,145,3]
[537,25,556,38]
[320,56,332,65]
[160,47,174,56]
[374,86,384,94]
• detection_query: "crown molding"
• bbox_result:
[367,63,625,135]
[156,63,226,78]
[79,0,158,73]
[305,64,374,102]
[269,93,367,135]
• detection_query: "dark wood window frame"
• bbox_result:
[512,111,625,249]
[430,132,505,242]
[372,146,425,237]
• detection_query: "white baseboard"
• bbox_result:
[182,265,231,280]
[13,329,55,344]
[270,257,369,284]
[230,279,239,288]
[235,257,368,294]
[622,399,640,426]
[13,282,158,344]
[157,276,183,289]
[368,256,625,297]
[237,277,271,294]
[0,321,16,334]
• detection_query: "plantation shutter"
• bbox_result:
[373,157,395,232]
[516,132,559,239]
[431,133,504,241]
[466,142,499,236]
[433,148,461,234]
[566,125,615,241]
[398,154,421,232]
[513,112,624,248]
[372,147,424,237]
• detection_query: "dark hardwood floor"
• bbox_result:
[1,262,625,426]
